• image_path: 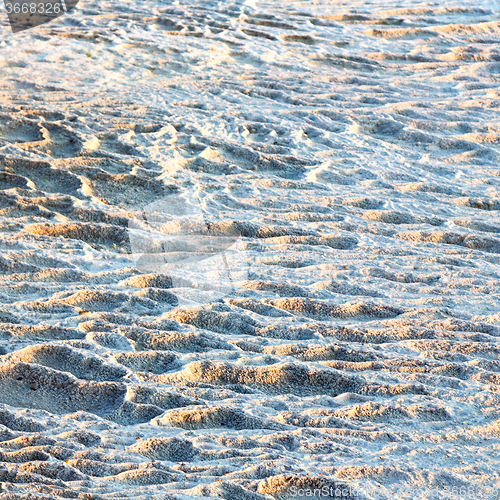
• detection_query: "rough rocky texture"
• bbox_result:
[1,0,500,499]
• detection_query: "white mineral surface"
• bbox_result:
[0,1,500,499]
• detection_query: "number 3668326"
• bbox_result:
[5,2,64,14]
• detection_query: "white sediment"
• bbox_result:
[0,0,500,499]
